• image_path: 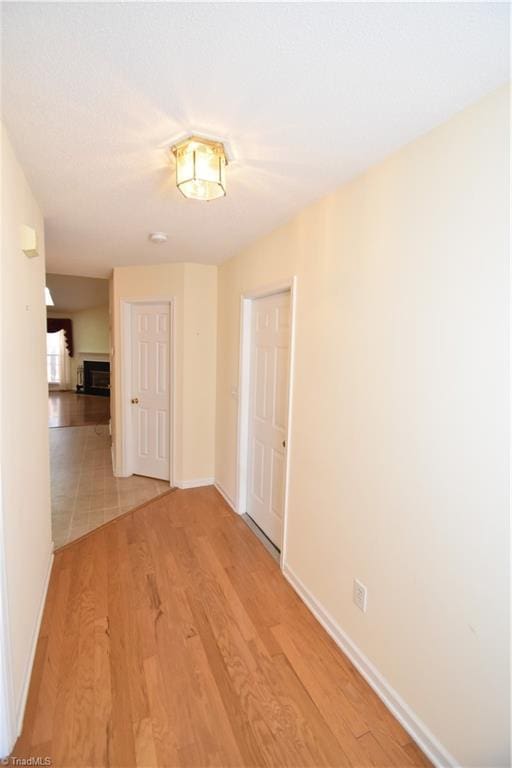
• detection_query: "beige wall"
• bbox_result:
[183,263,217,482]
[47,304,110,387]
[73,304,109,356]
[111,262,217,485]
[215,86,510,766]
[0,125,53,748]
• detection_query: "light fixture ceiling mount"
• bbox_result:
[171,135,228,202]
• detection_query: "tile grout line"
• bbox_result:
[50,422,173,548]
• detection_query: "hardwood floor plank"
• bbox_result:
[143,527,199,753]
[357,731,396,765]
[28,562,71,746]
[70,536,96,767]
[277,596,413,751]
[51,545,85,764]
[94,614,113,766]
[12,636,49,758]
[143,654,181,767]
[195,535,258,642]
[182,531,319,767]
[186,632,245,767]
[253,649,353,767]
[224,564,284,658]
[12,486,432,768]
[117,525,151,725]
[271,619,370,738]
[132,716,159,768]
[342,678,413,750]
[93,531,113,766]
[185,586,266,767]
[15,557,69,755]
[271,623,370,765]
[105,524,137,767]
[403,740,436,767]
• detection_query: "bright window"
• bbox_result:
[47,330,63,384]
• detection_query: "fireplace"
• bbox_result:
[83,360,110,397]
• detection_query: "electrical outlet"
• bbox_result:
[353,578,367,613]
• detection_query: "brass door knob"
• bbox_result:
[131,397,139,404]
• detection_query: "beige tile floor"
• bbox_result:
[50,425,170,549]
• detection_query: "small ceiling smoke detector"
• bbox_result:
[149,232,168,244]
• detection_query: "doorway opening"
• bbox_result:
[47,274,113,548]
[237,278,296,563]
[46,276,171,550]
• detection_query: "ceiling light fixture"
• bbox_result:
[171,135,227,201]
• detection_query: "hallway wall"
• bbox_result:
[111,262,217,487]
[215,86,510,766]
[0,125,53,752]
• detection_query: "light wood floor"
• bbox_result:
[14,487,431,767]
[49,390,110,428]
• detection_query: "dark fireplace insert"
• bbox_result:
[83,360,110,397]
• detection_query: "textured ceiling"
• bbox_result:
[1,2,509,277]
[46,274,109,312]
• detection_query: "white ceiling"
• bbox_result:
[1,2,509,277]
[46,273,109,312]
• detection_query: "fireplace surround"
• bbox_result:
[83,360,110,397]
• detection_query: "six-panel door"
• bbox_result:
[247,291,291,548]
[131,303,170,481]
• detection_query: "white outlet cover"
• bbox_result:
[353,578,368,613]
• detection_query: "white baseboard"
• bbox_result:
[111,447,130,478]
[282,562,457,768]
[16,546,54,738]
[214,480,237,513]
[176,477,214,490]
[110,445,118,475]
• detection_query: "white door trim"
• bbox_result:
[236,277,297,569]
[120,298,175,486]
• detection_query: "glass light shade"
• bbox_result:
[173,136,227,201]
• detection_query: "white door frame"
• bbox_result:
[120,298,176,486]
[236,277,297,567]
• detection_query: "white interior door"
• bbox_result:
[246,291,291,548]
[130,303,170,481]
